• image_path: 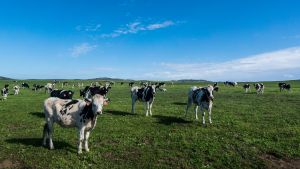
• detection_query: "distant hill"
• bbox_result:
[175,79,211,83]
[0,76,13,80]
[89,77,133,81]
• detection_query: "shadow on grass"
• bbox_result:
[173,102,187,106]
[5,138,75,150]
[105,110,136,116]
[29,112,44,118]
[153,115,191,125]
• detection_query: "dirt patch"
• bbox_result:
[0,159,19,169]
[261,154,300,169]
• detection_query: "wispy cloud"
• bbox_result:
[70,43,97,57]
[76,24,101,32]
[101,20,175,38]
[144,47,300,81]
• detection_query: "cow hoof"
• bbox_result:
[78,150,82,154]
[85,149,90,152]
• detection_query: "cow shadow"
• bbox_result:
[5,138,75,151]
[29,112,44,118]
[172,102,187,106]
[105,110,136,116]
[153,115,191,125]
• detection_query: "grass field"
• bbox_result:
[0,80,299,169]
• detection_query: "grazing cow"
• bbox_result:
[255,83,264,94]
[50,90,74,99]
[243,84,251,93]
[42,90,109,154]
[45,83,54,93]
[129,82,135,87]
[224,81,237,87]
[21,82,30,89]
[120,82,124,85]
[185,85,216,125]
[14,86,20,95]
[131,85,158,116]
[279,82,291,92]
[33,84,44,91]
[1,87,9,100]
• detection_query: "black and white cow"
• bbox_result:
[129,82,135,87]
[224,81,237,87]
[33,84,44,91]
[279,82,291,92]
[45,83,54,93]
[50,90,74,99]
[131,85,158,116]
[43,90,109,154]
[185,85,216,125]
[1,87,9,100]
[243,84,251,93]
[254,83,264,94]
[80,84,111,98]
[21,83,30,89]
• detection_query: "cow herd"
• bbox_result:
[0,80,294,153]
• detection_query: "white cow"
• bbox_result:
[43,91,108,154]
[14,85,20,95]
[185,85,216,125]
[131,85,157,116]
[45,83,54,93]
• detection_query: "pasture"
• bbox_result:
[0,80,299,168]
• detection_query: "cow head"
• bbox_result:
[206,85,215,101]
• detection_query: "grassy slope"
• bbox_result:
[0,80,299,168]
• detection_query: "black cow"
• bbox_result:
[129,82,135,87]
[80,85,111,99]
[279,82,291,92]
[243,84,251,93]
[50,89,74,99]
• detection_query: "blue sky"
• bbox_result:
[1,0,300,81]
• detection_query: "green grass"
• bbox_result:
[0,80,299,168]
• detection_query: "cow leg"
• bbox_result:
[185,97,192,118]
[208,106,212,124]
[84,130,90,152]
[194,105,199,120]
[201,107,206,125]
[145,102,150,116]
[78,126,85,154]
[47,120,54,150]
[131,97,137,114]
[149,101,153,116]
[42,123,48,146]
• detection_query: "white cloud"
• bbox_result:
[101,20,175,38]
[144,47,300,81]
[70,43,97,57]
[76,24,101,32]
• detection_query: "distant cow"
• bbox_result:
[80,84,111,99]
[45,83,54,93]
[224,81,237,87]
[1,87,9,100]
[255,83,264,94]
[50,90,74,99]
[21,83,30,88]
[279,82,291,92]
[131,85,158,116]
[243,84,251,93]
[14,86,20,95]
[129,82,135,87]
[43,90,109,154]
[185,85,217,125]
[33,84,44,91]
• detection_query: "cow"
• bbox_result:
[120,82,124,85]
[50,90,74,99]
[1,87,9,100]
[131,85,159,116]
[243,84,251,93]
[185,85,216,125]
[279,82,291,92]
[224,81,237,87]
[45,83,54,93]
[42,89,109,154]
[21,83,30,89]
[255,83,264,94]
[129,82,135,87]
[80,84,111,98]
[33,84,44,91]
[14,85,20,95]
